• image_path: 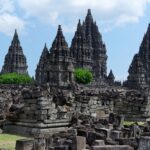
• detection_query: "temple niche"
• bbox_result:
[36,9,108,86]
[1,30,28,74]
[126,24,150,89]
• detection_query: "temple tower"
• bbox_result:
[70,19,92,69]
[36,25,74,86]
[126,24,150,88]
[107,70,115,85]
[1,30,28,74]
[70,9,107,82]
[36,43,49,84]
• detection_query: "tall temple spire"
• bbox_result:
[36,43,50,84]
[1,29,28,74]
[86,9,93,22]
[40,43,49,60]
[36,10,108,86]
[51,25,68,50]
[88,9,91,15]
[11,29,20,46]
[126,24,150,88]
[57,25,63,37]
[148,23,150,32]
[77,19,81,30]
[70,9,107,82]
[36,25,73,86]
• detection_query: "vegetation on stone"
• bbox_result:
[123,121,145,126]
[0,73,33,84]
[74,68,93,84]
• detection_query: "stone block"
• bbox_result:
[68,129,77,136]
[38,101,50,106]
[36,110,48,115]
[37,114,47,121]
[48,109,58,114]
[76,136,86,150]
[91,145,134,150]
[93,140,105,146]
[110,130,122,140]
[15,139,34,150]
[37,97,48,101]
[0,128,3,133]
[32,91,42,98]
[96,128,111,139]
[52,145,69,150]
[138,136,150,150]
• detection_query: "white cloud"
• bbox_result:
[0,0,26,36]
[18,0,150,28]
[0,0,14,13]
[0,13,25,36]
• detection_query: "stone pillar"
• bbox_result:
[15,139,34,150]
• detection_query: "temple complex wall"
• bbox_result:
[0,84,150,136]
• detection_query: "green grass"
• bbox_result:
[0,134,27,150]
[123,121,145,126]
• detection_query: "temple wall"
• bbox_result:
[1,84,150,135]
[114,89,150,121]
[0,84,26,121]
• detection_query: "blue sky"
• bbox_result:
[0,0,150,81]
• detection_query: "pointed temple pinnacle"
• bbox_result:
[11,29,20,45]
[148,23,150,31]
[77,19,81,28]
[87,9,91,15]
[85,9,93,22]
[44,43,47,48]
[58,25,62,31]
[78,19,81,25]
[14,29,18,38]
[57,25,63,37]
[15,29,17,34]
[42,43,49,55]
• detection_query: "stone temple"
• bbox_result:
[36,9,108,86]
[1,29,28,74]
[126,24,150,89]
[1,9,150,150]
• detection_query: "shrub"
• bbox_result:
[0,73,33,84]
[74,68,93,84]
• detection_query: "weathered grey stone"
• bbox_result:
[110,130,122,140]
[0,128,3,133]
[15,139,34,150]
[91,145,134,150]
[76,136,86,150]
[138,136,150,150]
[93,140,105,146]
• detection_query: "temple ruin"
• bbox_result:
[0,9,150,150]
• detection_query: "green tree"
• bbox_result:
[74,68,93,84]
